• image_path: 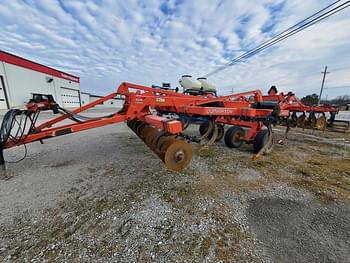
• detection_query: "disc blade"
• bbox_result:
[139,126,154,139]
[297,115,305,128]
[163,140,192,172]
[315,116,327,130]
[144,129,159,146]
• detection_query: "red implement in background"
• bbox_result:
[262,90,339,131]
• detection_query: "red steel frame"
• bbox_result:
[3,82,280,149]
[262,93,338,113]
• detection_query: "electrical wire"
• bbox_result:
[206,1,350,76]
[324,86,350,89]
[218,1,342,69]
[204,0,350,77]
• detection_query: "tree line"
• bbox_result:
[300,93,350,106]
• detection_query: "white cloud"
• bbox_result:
[0,0,349,99]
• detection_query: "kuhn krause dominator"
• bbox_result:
[0,82,284,172]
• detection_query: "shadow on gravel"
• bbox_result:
[247,197,350,263]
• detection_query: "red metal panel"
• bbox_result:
[165,120,183,134]
[143,115,182,134]
[240,108,273,117]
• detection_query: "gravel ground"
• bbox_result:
[0,110,349,262]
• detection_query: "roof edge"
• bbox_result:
[0,50,80,83]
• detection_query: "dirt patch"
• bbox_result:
[247,197,350,263]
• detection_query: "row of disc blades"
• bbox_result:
[127,119,193,172]
[290,113,327,130]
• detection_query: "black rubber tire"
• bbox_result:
[224,126,244,148]
[253,129,269,153]
[199,122,224,142]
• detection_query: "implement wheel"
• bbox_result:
[253,129,270,153]
[199,122,224,142]
[224,126,244,148]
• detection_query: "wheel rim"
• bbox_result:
[233,132,241,143]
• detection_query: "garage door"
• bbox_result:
[0,76,9,109]
[61,87,80,108]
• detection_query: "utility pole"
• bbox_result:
[318,66,330,105]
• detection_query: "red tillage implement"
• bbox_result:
[0,82,282,171]
[263,90,340,131]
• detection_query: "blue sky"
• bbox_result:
[0,0,349,99]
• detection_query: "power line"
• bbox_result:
[205,1,349,77]
[329,66,350,71]
[324,85,350,89]
[207,1,350,77]
[204,0,350,78]
[217,1,342,70]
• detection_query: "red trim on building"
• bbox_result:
[0,50,80,83]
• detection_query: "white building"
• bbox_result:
[0,50,81,109]
[81,92,124,108]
